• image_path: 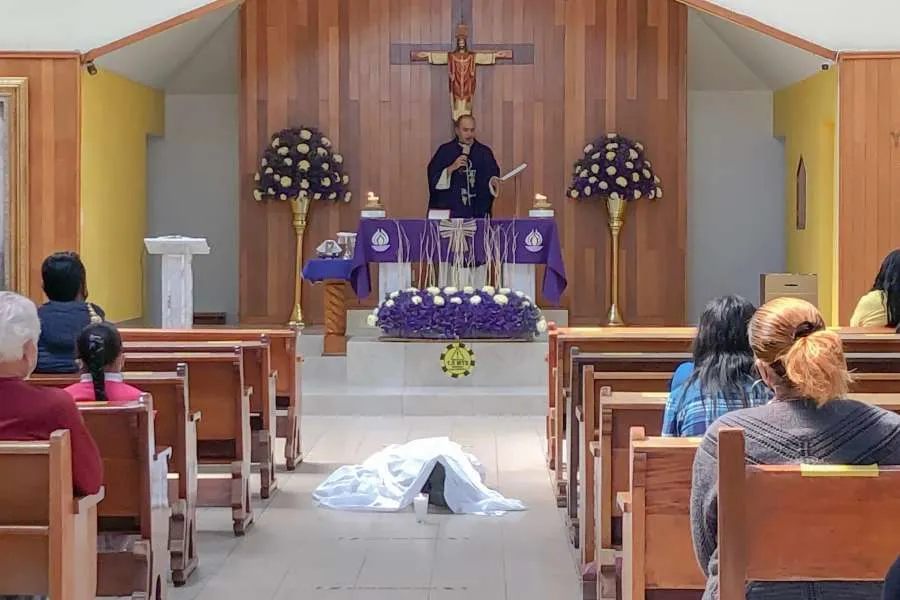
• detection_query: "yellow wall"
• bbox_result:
[81,69,164,322]
[773,69,838,324]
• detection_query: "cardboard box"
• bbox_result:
[760,273,818,308]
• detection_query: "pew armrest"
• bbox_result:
[590,441,601,458]
[616,491,632,513]
[190,411,202,422]
[155,446,173,463]
[74,486,105,514]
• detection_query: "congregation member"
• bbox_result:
[662,295,770,437]
[850,249,900,327]
[691,297,900,599]
[65,322,143,404]
[35,252,105,373]
[885,556,900,600]
[0,292,103,496]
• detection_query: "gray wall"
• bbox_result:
[146,94,239,325]
[687,91,786,322]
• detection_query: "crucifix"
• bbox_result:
[390,0,535,122]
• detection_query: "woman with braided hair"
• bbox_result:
[64,322,143,404]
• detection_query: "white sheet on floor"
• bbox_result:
[312,437,527,514]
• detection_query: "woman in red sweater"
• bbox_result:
[65,322,143,403]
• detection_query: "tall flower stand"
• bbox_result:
[302,259,352,356]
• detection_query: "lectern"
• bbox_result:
[144,236,210,328]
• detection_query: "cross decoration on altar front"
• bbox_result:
[389,0,535,122]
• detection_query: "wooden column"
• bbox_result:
[323,280,348,355]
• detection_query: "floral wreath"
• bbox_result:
[253,126,351,203]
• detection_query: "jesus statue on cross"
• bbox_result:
[411,24,513,122]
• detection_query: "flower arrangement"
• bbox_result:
[566,133,662,202]
[367,286,548,340]
[253,126,351,203]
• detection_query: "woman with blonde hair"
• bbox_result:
[690,297,900,599]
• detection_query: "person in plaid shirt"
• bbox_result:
[663,295,771,437]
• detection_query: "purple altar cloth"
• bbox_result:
[349,218,567,303]
[302,258,353,282]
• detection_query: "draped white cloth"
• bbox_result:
[312,437,527,515]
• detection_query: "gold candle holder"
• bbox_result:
[365,191,384,210]
[289,195,311,328]
[606,195,626,326]
[533,193,551,210]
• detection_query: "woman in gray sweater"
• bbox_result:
[691,297,900,599]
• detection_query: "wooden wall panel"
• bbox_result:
[0,55,81,299]
[239,0,686,326]
[838,54,900,324]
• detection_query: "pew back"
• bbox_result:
[619,428,704,599]
[717,427,900,597]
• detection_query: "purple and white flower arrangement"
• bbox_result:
[566,133,662,202]
[253,126,351,203]
[368,286,547,340]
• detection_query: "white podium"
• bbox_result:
[144,236,210,328]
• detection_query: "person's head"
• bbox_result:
[0,292,41,379]
[41,251,87,302]
[685,295,758,401]
[873,249,900,326]
[455,115,476,145]
[749,297,849,404]
[76,322,124,402]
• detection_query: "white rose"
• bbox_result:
[570,189,579,198]
[265,167,274,174]
[523,301,531,307]
[297,143,310,154]
[654,175,661,184]
[643,169,651,179]
[329,192,337,200]
[411,295,423,305]
[254,172,261,181]
[253,189,263,201]
[634,190,642,199]
[342,175,350,184]
[589,176,598,184]
[635,142,644,151]
[299,160,311,171]
[343,191,352,203]
[426,286,441,295]
[261,158,268,166]
[607,133,617,139]
[317,147,328,156]
[267,187,275,194]
[656,187,663,198]
[606,166,617,176]
[469,295,482,305]
[322,163,330,171]
[648,190,656,199]
[443,286,458,295]
[616,176,628,187]
[385,299,395,307]
[536,318,548,333]
[580,169,589,178]
[389,291,400,298]
[322,177,331,187]
[279,193,287,200]
[314,192,322,200]
[462,286,475,294]
[373,307,379,316]
[646,160,652,168]
[300,180,310,189]
[610,192,621,200]
[277,146,289,155]
[584,186,592,196]
[632,172,640,182]
[406,287,419,292]
[271,137,280,147]
[433,296,446,306]
[300,129,313,140]
[584,143,594,153]
[284,158,293,166]
[606,152,615,160]
[280,176,292,188]
[599,181,609,190]
[514,290,525,298]
[625,161,634,169]
[629,149,639,160]
[482,285,495,295]
[592,152,601,160]
[321,136,332,147]
[334,154,344,163]
[606,143,618,149]
[499,287,511,295]
[493,294,509,305]
[450,297,463,305]
[591,164,600,174]
[366,314,378,327]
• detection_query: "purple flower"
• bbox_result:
[566,133,662,202]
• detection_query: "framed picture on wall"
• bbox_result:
[0,77,29,294]
[796,156,807,231]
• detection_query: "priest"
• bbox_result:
[427,115,501,218]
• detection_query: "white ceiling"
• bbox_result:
[688,9,828,91]
[0,0,236,52]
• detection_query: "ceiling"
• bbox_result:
[94,4,829,96]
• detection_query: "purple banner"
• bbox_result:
[349,218,567,303]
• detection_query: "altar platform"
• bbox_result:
[301,308,567,416]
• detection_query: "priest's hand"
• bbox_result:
[449,155,468,173]
[489,176,501,197]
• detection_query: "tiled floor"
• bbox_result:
[169,416,582,600]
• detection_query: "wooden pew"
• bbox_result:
[124,350,254,535]
[30,369,200,586]
[716,427,900,599]
[120,327,303,470]
[122,339,278,500]
[0,430,104,600]
[79,397,170,599]
[617,428,704,600]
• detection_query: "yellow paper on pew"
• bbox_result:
[800,464,879,477]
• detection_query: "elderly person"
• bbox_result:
[0,291,102,496]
